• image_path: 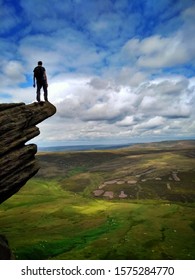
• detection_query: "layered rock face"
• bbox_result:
[0,235,13,260]
[0,102,56,204]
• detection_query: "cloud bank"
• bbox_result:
[0,0,195,146]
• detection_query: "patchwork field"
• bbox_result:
[0,140,195,259]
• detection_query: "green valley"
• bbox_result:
[0,140,195,260]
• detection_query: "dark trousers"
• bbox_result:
[36,81,48,102]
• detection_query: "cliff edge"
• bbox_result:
[0,102,56,204]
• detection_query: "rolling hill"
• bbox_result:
[0,140,194,260]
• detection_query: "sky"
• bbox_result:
[0,0,195,147]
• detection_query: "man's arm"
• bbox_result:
[44,70,48,86]
[33,71,36,87]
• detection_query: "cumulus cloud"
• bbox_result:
[0,61,27,89]
[4,61,26,83]
[38,73,194,145]
[0,0,20,35]
[116,116,136,127]
[138,78,192,119]
[136,116,165,129]
[113,67,147,87]
[122,33,193,69]
[0,0,195,146]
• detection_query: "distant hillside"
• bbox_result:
[38,139,195,152]
[124,139,195,151]
[36,139,195,203]
[38,143,134,152]
[1,138,194,260]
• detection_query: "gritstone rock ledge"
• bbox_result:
[0,102,56,204]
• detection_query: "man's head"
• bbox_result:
[38,61,43,66]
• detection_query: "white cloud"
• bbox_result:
[116,116,136,127]
[136,116,165,130]
[140,95,157,110]
[138,78,192,119]
[115,67,147,87]
[0,1,20,35]
[30,73,193,145]
[119,3,195,70]
[1,1,195,146]
[122,34,192,69]
[54,76,131,122]
[4,61,26,83]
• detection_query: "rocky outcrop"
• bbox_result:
[0,234,13,260]
[0,102,56,204]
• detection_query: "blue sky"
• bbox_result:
[0,0,195,146]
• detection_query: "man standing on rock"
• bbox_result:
[33,61,48,102]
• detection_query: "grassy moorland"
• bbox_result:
[0,140,194,260]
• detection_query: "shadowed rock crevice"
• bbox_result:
[0,102,56,204]
[0,235,13,260]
